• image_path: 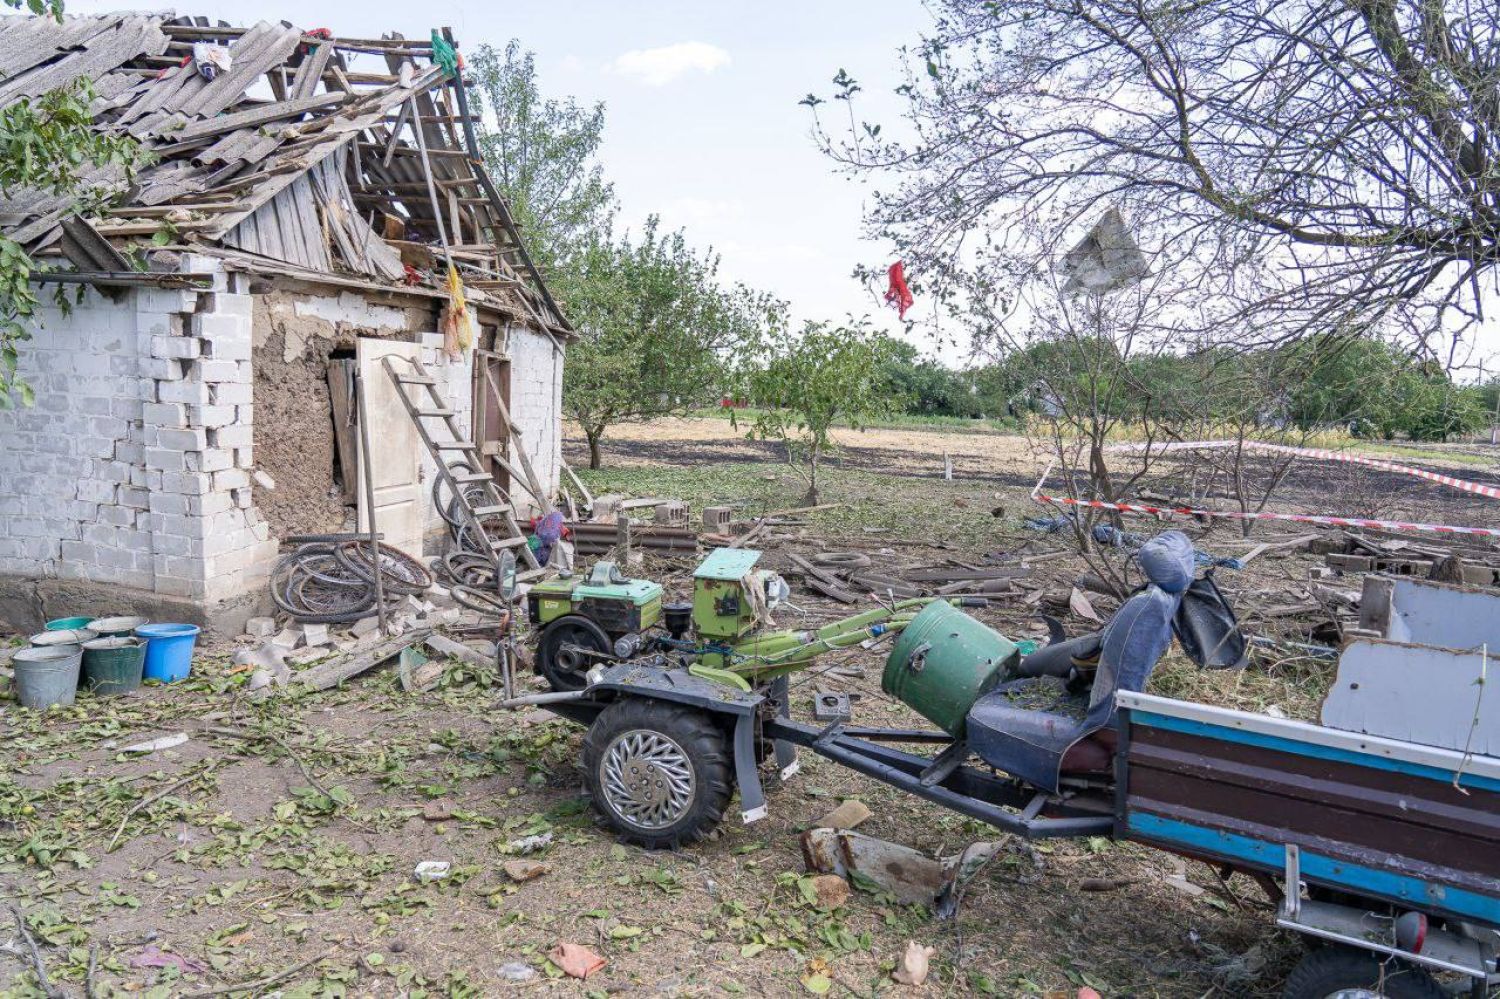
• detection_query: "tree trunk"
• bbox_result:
[586,426,604,470]
[802,446,821,506]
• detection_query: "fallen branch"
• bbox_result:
[7,905,61,999]
[204,726,330,797]
[181,947,335,998]
[108,764,218,852]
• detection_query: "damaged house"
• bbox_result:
[0,13,572,633]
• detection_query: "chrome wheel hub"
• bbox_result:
[1325,990,1385,999]
[600,729,695,830]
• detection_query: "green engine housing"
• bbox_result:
[527,565,663,636]
[691,548,764,641]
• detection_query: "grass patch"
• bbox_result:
[691,406,1020,434]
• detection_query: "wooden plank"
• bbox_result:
[168,92,347,142]
[326,359,359,504]
[275,631,429,695]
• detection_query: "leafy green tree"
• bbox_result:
[0,20,146,408]
[560,218,783,468]
[747,321,908,504]
[469,40,614,269]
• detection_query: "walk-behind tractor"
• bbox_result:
[521,533,1500,998]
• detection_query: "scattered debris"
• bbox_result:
[413,861,451,883]
[128,944,206,976]
[809,874,850,910]
[243,617,276,639]
[497,962,537,983]
[122,732,190,754]
[891,941,935,986]
[814,800,871,831]
[502,859,549,882]
[501,832,554,855]
[548,942,606,980]
[812,690,852,722]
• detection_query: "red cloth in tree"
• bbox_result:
[884,260,914,319]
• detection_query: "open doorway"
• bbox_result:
[472,349,512,494]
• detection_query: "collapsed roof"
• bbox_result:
[0,12,569,333]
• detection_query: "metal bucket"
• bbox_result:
[30,628,97,655]
[81,637,147,695]
[85,616,148,638]
[883,601,1019,737]
[11,645,83,709]
[45,616,92,631]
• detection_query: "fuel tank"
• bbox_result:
[883,601,1020,737]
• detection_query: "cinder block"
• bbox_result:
[98,505,134,527]
[145,448,187,472]
[213,468,250,491]
[119,487,150,509]
[151,335,201,360]
[188,491,233,516]
[157,379,210,405]
[59,540,96,564]
[76,479,119,504]
[161,471,212,496]
[211,382,252,406]
[188,404,236,428]
[213,424,254,448]
[198,360,245,383]
[235,447,254,469]
[155,428,208,452]
[141,357,186,381]
[187,448,233,473]
[147,493,189,516]
[142,402,188,428]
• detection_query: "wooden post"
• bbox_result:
[354,371,390,637]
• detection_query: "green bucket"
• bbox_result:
[45,616,92,631]
[883,600,1020,737]
[81,637,147,696]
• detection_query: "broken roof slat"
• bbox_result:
[167,91,349,143]
[0,16,168,105]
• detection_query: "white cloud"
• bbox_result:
[609,42,730,87]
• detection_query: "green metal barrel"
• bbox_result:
[883,601,1020,737]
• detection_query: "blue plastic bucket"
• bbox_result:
[134,623,200,683]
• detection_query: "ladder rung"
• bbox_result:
[434,442,478,451]
[397,374,436,385]
[490,536,528,549]
[449,471,491,484]
[472,504,513,518]
[415,408,456,418]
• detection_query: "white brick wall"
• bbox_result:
[0,259,277,606]
[507,324,563,508]
[418,330,475,543]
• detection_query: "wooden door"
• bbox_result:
[472,349,512,494]
[355,337,425,559]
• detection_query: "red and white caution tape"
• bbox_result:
[1108,439,1500,501]
[1029,444,1500,539]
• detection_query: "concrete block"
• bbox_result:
[198,360,245,383]
[157,379,209,405]
[140,357,185,381]
[156,427,208,452]
[145,448,186,472]
[187,448,233,473]
[213,424,254,448]
[142,402,188,428]
[351,615,380,638]
[76,478,118,504]
[272,626,303,649]
[235,447,254,470]
[188,404,236,428]
[244,616,276,638]
[211,382,252,406]
[302,622,330,646]
[161,471,212,496]
[213,468,250,491]
[188,490,233,516]
[151,334,201,360]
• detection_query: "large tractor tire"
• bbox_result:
[582,698,732,850]
[1281,947,1446,999]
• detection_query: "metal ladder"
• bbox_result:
[381,354,543,576]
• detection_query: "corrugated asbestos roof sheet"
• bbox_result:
[0,12,569,333]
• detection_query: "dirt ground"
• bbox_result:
[3,418,1496,998]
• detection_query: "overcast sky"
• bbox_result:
[64,0,953,357]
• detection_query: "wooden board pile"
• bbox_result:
[782,552,1034,605]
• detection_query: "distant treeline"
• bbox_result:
[876,335,1494,442]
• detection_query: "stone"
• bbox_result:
[816,799,872,831]
[422,800,456,821]
[271,626,302,650]
[287,646,331,666]
[251,469,276,490]
[302,622,330,647]
[350,616,380,638]
[244,616,275,638]
[502,859,549,883]
[809,874,850,910]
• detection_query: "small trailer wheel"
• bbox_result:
[536,615,612,691]
[582,698,732,850]
[1281,946,1446,999]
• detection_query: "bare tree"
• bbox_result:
[807,0,1500,355]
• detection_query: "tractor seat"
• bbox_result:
[965,676,1090,791]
